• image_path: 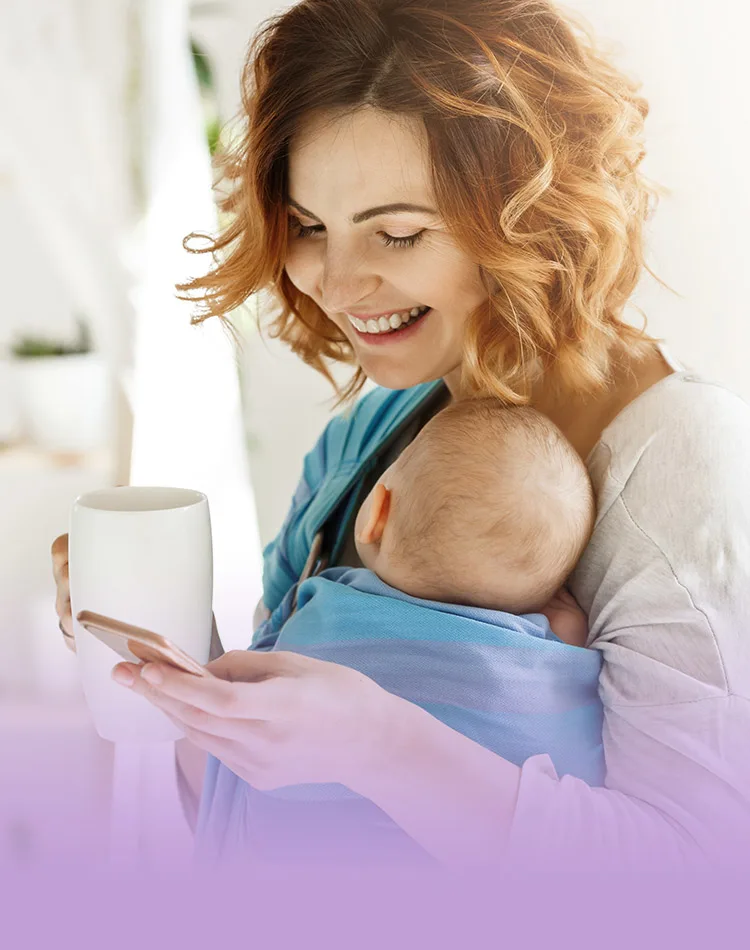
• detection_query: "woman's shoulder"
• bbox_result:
[587,368,750,549]
[574,368,750,700]
[589,370,750,501]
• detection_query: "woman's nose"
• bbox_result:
[318,248,380,315]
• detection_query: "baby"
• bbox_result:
[352,398,594,634]
[197,399,601,867]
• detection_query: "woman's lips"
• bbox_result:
[349,308,432,346]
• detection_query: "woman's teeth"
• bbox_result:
[346,305,430,335]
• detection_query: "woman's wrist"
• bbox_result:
[358,692,522,868]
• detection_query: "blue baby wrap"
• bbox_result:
[194,382,605,866]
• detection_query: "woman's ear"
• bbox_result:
[356,483,392,545]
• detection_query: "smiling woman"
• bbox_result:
[157,0,750,873]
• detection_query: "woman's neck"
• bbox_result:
[442,341,674,462]
[442,365,462,401]
[529,342,674,460]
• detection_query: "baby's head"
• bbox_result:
[354,399,594,614]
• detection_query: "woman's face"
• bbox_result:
[284,107,489,394]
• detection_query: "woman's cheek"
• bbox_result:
[283,243,321,297]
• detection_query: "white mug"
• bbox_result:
[69,486,213,742]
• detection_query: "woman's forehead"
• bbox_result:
[287,108,435,212]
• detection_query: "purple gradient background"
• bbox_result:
[2,750,750,950]
[2,858,748,949]
[4,617,750,946]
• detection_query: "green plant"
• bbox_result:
[191,38,214,92]
[11,317,92,359]
[191,37,222,155]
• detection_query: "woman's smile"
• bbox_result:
[344,306,433,345]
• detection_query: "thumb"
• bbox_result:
[205,648,285,683]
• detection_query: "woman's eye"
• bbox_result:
[380,231,425,249]
[288,219,325,239]
[288,216,424,249]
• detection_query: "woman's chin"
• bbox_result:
[356,352,440,391]
[362,364,437,391]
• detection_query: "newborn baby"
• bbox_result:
[195,399,603,868]
[353,398,594,632]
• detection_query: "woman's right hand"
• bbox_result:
[51,533,75,652]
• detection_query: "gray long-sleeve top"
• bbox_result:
[508,359,750,868]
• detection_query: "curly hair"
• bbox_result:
[177,0,672,406]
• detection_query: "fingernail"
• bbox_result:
[112,667,134,687]
[141,663,162,686]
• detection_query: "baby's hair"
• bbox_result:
[389,399,595,612]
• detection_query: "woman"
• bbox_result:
[52,0,750,869]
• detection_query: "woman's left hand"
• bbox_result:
[111,651,404,793]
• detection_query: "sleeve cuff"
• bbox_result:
[505,753,570,870]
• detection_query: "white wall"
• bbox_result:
[568,0,750,397]
[197,0,750,548]
[0,185,79,353]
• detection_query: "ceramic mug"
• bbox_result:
[69,486,213,742]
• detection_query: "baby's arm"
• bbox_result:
[539,587,588,647]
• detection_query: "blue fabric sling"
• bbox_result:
[193,382,605,867]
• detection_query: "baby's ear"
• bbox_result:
[357,483,391,545]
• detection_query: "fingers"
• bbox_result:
[55,585,73,645]
[133,677,231,738]
[112,661,142,683]
[545,587,578,610]
[112,662,262,752]
[172,722,254,778]
[128,653,289,720]
[52,534,73,650]
[51,534,69,583]
[61,615,76,653]
[55,585,70,622]
[54,590,75,651]
[170,709,253,757]
[53,566,70,615]
[51,532,69,561]
[558,586,579,606]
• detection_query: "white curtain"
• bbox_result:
[0,0,263,867]
[0,0,138,474]
[129,0,263,647]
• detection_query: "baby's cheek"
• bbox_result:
[355,538,376,572]
[375,554,421,598]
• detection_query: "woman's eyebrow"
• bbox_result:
[288,198,438,223]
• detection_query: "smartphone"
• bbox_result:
[76,609,210,677]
